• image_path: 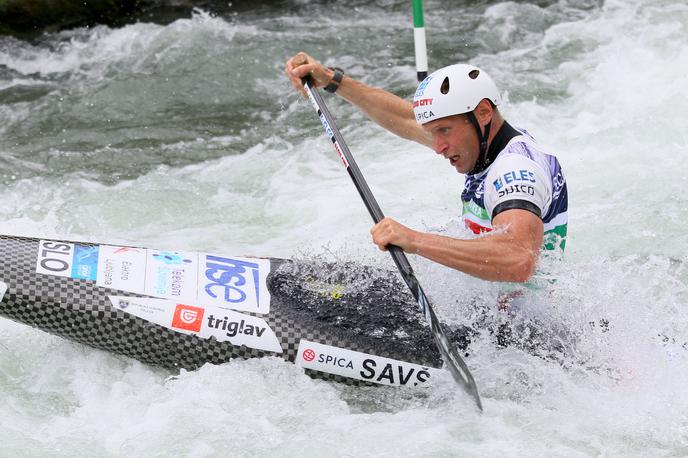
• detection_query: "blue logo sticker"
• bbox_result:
[501,170,536,185]
[493,178,503,191]
[71,245,99,281]
[204,255,262,306]
[414,75,433,98]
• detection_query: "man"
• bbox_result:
[285,52,567,284]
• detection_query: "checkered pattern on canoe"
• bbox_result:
[0,235,442,384]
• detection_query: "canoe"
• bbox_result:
[0,235,458,387]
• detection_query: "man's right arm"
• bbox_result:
[285,52,432,148]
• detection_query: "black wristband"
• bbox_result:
[324,67,344,93]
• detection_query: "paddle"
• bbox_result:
[301,77,483,411]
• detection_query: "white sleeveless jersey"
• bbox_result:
[461,130,568,251]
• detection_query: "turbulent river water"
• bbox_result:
[1,0,687,456]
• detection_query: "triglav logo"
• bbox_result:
[172,304,204,332]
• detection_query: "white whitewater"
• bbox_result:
[0,0,686,455]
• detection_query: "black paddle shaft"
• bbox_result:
[301,77,483,410]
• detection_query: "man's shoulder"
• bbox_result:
[493,133,561,177]
[499,133,542,159]
[490,145,541,175]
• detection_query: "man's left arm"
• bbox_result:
[371,210,543,282]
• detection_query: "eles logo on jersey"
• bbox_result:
[493,169,538,199]
[493,177,503,191]
[494,169,537,190]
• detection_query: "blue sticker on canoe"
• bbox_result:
[72,245,99,281]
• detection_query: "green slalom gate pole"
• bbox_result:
[412,0,428,81]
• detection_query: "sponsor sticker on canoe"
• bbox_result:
[35,241,100,281]
[111,296,167,319]
[144,249,198,304]
[96,245,146,293]
[108,296,282,354]
[36,241,76,278]
[36,240,271,314]
[198,254,271,313]
[71,244,99,281]
[296,339,438,387]
[172,304,204,332]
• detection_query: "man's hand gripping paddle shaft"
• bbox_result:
[300,75,483,411]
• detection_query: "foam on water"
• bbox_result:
[1,1,687,455]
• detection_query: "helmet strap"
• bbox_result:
[466,111,492,175]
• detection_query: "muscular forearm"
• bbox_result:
[336,76,432,148]
[411,231,539,283]
[286,52,430,147]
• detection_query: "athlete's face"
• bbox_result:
[424,115,480,174]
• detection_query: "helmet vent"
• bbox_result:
[440,76,450,95]
[469,69,480,79]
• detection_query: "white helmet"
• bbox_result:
[413,64,501,125]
